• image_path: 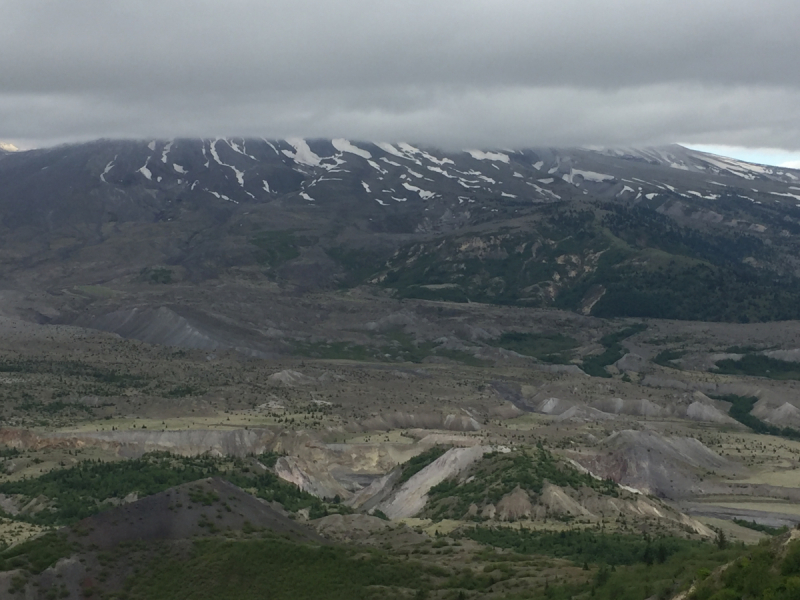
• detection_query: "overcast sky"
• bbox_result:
[2,0,800,162]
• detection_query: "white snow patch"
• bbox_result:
[565,169,615,184]
[100,159,115,183]
[501,192,517,198]
[300,192,315,202]
[645,193,659,200]
[513,172,524,178]
[263,139,279,154]
[621,185,635,194]
[537,178,555,184]
[173,164,187,174]
[332,138,372,159]
[379,157,402,167]
[284,138,322,167]
[427,165,456,179]
[262,180,270,193]
[227,139,257,160]
[206,190,237,204]
[138,162,152,180]
[377,142,407,159]
[397,143,426,158]
[467,150,510,163]
[406,168,423,179]
[407,145,454,166]
[527,182,561,201]
[375,198,388,206]
[402,182,435,199]
[533,161,544,170]
[391,196,407,202]
[160,141,173,163]
[458,179,481,189]
[210,139,245,187]
[361,181,371,193]
[367,160,388,174]
[147,141,156,151]
[770,191,800,201]
[376,142,422,165]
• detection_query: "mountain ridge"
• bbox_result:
[2,138,800,342]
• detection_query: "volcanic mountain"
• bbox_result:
[1,138,800,354]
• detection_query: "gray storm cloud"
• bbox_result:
[2,0,799,149]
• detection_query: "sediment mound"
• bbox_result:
[268,369,317,386]
[360,412,481,432]
[495,487,533,521]
[76,478,321,549]
[535,397,574,415]
[539,484,593,518]
[377,446,491,519]
[555,405,616,422]
[312,513,391,542]
[81,306,221,350]
[573,430,736,499]
[685,401,738,424]
[615,353,646,373]
[753,401,800,427]
[589,398,665,418]
[273,439,426,500]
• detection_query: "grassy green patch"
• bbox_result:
[583,543,745,600]
[710,394,800,441]
[653,348,687,368]
[466,528,703,566]
[732,519,789,536]
[715,354,800,380]
[691,539,800,600]
[469,528,746,600]
[291,340,382,362]
[140,267,173,284]
[250,230,315,268]
[0,453,344,526]
[0,359,151,400]
[125,537,429,600]
[397,446,448,486]
[490,332,578,363]
[580,324,647,378]
[163,384,205,398]
[0,532,75,574]
[424,448,619,521]
[291,329,487,367]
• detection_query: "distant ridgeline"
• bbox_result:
[2,139,800,322]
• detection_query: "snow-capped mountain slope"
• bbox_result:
[1,138,800,323]
[3,138,797,222]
